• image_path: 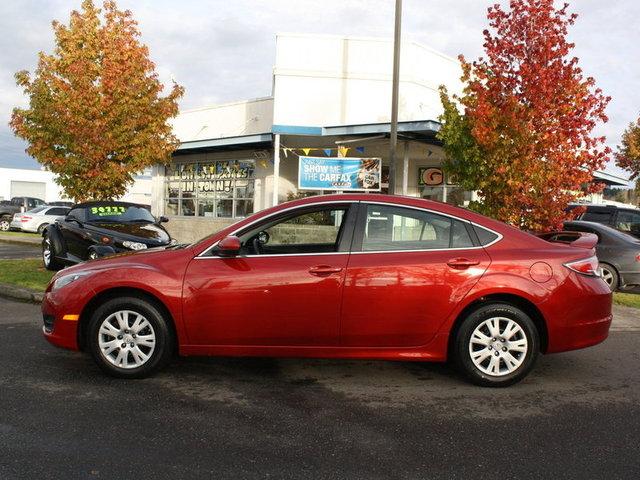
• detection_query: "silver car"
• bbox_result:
[10,206,71,234]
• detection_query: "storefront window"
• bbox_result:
[164,160,256,218]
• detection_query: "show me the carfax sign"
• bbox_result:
[298,156,382,191]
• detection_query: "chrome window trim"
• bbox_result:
[195,199,503,259]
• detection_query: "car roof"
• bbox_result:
[73,201,150,209]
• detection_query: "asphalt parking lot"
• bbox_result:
[0,240,40,259]
[0,297,639,479]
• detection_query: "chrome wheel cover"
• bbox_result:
[469,317,528,377]
[43,238,51,266]
[0,220,9,231]
[98,310,156,369]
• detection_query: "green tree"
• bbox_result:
[616,117,640,199]
[437,0,610,231]
[10,0,184,201]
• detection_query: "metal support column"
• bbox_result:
[272,134,280,206]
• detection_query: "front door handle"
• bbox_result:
[447,258,480,269]
[309,265,343,276]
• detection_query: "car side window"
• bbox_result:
[360,204,474,252]
[582,210,613,224]
[615,211,640,234]
[67,208,86,222]
[238,206,349,255]
[47,208,68,216]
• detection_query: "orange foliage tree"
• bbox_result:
[438,0,610,231]
[10,0,184,201]
[616,117,640,197]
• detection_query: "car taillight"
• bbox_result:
[21,216,32,222]
[564,256,600,277]
[636,253,640,263]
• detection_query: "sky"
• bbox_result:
[1,0,638,179]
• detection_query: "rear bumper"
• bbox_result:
[544,274,613,353]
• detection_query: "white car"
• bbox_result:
[10,206,71,234]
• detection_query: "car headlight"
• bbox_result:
[122,241,147,250]
[52,272,90,291]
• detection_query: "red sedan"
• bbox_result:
[42,194,612,387]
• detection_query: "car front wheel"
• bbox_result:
[0,216,10,231]
[455,303,539,387]
[87,297,174,378]
[42,236,63,271]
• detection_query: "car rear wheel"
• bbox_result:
[37,223,49,235]
[87,297,174,378]
[42,236,64,271]
[0,216,10,231]
[455,303,539,387]
[600,263,619,292]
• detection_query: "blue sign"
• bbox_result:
[298,156,381,191]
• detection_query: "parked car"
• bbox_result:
[10,205,71,234]
[0,196,46,231]
[570,204,640,239]
[41,194,612,387]
[562,221,640,291]
[42,201,171,270]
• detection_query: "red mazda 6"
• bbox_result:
[42,194,612,386]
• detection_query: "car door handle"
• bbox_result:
[309,265,343,275]
[447,258,480,269]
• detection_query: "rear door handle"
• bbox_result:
[309,265,343,275]
[447,258,480,269]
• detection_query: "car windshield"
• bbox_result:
[85,204,156,223]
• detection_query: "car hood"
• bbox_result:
[85,221,171,244]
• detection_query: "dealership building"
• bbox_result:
[151,33,629,242]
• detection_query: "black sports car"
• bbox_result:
[42,201,172,271]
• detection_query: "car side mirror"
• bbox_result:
[216,235,241,257]
[159,216,169,223]
[66,214,82,226]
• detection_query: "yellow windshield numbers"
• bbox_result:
[91,206,126,216]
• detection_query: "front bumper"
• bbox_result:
[41,285,91,351]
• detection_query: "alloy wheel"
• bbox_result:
[601,268,614,288]
[468,317,528,377]
[98,310,156,369]
[43,238,51,267]
[0,219,9,231]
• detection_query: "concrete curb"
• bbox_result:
[0,282,44,304]
[0,236,41,246]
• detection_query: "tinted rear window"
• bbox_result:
[582,211,613,223]
[473,225,499,246]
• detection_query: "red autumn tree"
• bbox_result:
[438,0,610,231]
[616,117,640,197]
[10,0,184,201]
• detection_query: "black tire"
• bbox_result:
[0,215,11,232]
[86,297,174,378]
[42,235,64,271]
[454,303,539,387]
[37,223,49,235]
[600,263,619,292]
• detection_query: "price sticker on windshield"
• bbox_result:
[91,206,127,216]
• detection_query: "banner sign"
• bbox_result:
[298,156,382,191]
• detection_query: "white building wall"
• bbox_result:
[0,167,152,205]
[272,33,463,127]
[172,97,274,143]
